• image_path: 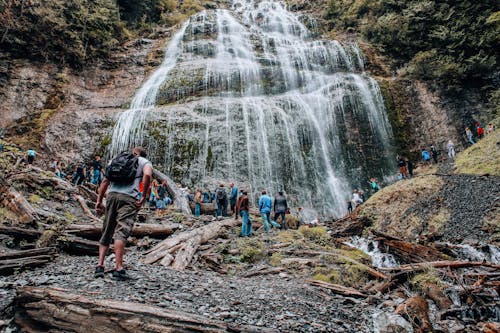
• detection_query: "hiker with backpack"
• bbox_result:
[94,147,153,280]
[274,191,288,230]
[430,145,439,164]
[235,190,252,237]
[91,155,103,185]
[72,162,86,185]
[215,184,228,217]
[259,190,281,233]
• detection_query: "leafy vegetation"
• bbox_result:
[325,0,499,95]
[0,0,204,68]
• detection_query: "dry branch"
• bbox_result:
[307,279,369,298]
[65,223,182,240]
[380,260,500,273]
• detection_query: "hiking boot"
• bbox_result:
[94,266,105,278]
[112,269,128,281]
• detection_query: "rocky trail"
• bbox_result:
[0,144,500,333]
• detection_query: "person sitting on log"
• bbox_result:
[94,146,152,280]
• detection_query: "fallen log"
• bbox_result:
[0,225,41,241]
[143,218,238,266]
[307,279,369,298]
[189,201,216,215]
[242,267,285,278]
[0,252,55,275]
[0,247,55,260]
[2,187,39,223]
[15,287,279,333]
[58,237,105,256]
[65,223,182,240]
[380,260,500,273]
[73,194,101,223]
[171,235,202,270]
[153,169,191,215]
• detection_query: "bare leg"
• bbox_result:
[98,244,109,267]
[114,239,126,271]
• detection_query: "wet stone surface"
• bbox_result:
[0,251,375,332]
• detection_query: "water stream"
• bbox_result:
[110,0,396,217]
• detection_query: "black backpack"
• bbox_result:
[216,188,226,201]
[105,152,138,184]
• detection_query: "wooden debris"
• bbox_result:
[2,187,39,223]
[0,247,56,275]
[143,218,238,267]
[307,279,369,298]
[242,266,285,278]
[381,260,500,273]
[65,223,182,240]
[0,225,41,241]
[15,287,279,333]
[72,194,101,223]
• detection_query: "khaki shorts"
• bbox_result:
[99,192,138,245]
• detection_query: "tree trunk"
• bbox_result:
[65,223,182,240]
[15,287,279,333]
[307,279,369,298]
[2,187,39,223]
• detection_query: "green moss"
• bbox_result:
[237,238,265,263]
[411,270,445,292]
[64,212,76,222]
[28,194,42,205]
[269,252,283,266]
[39,186,54,199]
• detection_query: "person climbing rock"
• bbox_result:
[94,146,152,280]
[259,190,280,233]
[229,182,238,214]
[274,191,288,230]
[91,155,103,185]
[476,122,484,139]
[347,200,353,215]
[235,190,251,237]
[465,127,475,145]
[486,123,495,135]
[215,184,227,217]
[430,145,439,164]
[194,188,202,217]
[351,190,363,208]
[447,140,456,160]
[26,148,36,165]
[405,157,414,177]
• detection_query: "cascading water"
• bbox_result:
[110,0,396,217]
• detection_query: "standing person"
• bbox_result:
[351,190,363,208]
[465,127,475,145]
[202,188,211,203]
[273,191,288,230]
[215,184,227,217]
[421,149,431,165]
[91,155,103,185]
[72,162,86,185]
[347,200,353,215]
[397,155,407,178]
[194,188,202,217]
[369,177,380,193]
[156,181,168,217]
[26,148,36,165]
[235,190,251,237]
[447,140,456,160]
[259,190,280,233]
[430,145,438,164]
[486,123,495,135]
[476,122,484,139]
[229,183,238,214]
[405,158,414,177]
[94,147,152,280]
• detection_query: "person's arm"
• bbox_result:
[95,178,110,215]
[136,164,153,208]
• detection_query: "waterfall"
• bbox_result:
[109,0,396,217]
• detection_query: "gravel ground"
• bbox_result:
[0,251,376,333]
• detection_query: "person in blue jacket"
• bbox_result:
[421,148,431,164]
[258,190,280,233]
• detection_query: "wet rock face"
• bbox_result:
[0,31,170,163]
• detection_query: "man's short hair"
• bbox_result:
[133,146,147,157]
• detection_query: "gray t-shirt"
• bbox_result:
[108,156,152,199]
